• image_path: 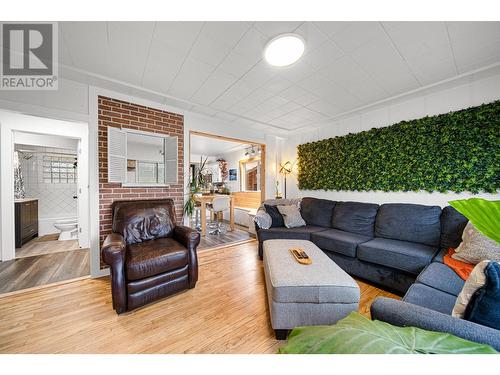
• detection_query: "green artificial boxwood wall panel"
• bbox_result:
[297,100,500,193]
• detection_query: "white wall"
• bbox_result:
[217,148,246,192]
[283,68,500,207]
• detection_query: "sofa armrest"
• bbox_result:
[101,233,127,314]
[371,297,500,351]
[173,225,200,288]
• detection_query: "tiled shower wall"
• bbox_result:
[20,146,78,221]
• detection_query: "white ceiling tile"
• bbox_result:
[153,22,204,54]
[191,69,238,105]
[253,22,303,39]
[107,22,155,84]
[295,22,329,52]
[233,28,268,59]
[382,21,457,85]
[318,56,388,104]
[60,22,111,75]
[301,40,344,71]
[329,22,386,53]
[447,22,500,73]
[201,22,252,49]
[350,36,420,96]
[168,57,215,99]
[239,61,275,90]
[306,100,344,117]
[260,76,294,94]
[277,59,317,83]
[214,112,239,122]
[141,39,186,93]
[313,22,351,38]
[189,33,232,66]
[218,50,260,77]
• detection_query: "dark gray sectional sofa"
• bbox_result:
[256,198,464,294]
[255,197,500,349]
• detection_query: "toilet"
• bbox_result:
[54,218,78,240]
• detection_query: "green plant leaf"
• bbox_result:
[449,198,500,244]
[278,312,498,354]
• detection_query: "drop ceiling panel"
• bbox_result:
[447,22,500,73]
[168,57,215,98]
[141,39,186,93]
[152,22,204,54]
[350,36,421,95]
[57,21,500,132]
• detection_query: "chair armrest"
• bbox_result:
[101,233,126,266]
[371,297,500,351]
[173,225,200,288]
[173,225,200,250]
[101,233,127,314]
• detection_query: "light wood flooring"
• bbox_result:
[16,234,80,258]
[0,240,399,354]
[0,248,90,294]
[197,224,253,251]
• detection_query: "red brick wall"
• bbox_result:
[98,95,184,247]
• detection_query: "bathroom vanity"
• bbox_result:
[15,198,39,248]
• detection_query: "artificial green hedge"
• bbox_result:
[297,100,500,193]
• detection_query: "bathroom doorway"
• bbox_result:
[0,112,90,294]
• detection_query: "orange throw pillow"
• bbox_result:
[444,248,475,281]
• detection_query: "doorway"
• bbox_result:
[0,111,90,294]
[188,130,266,251]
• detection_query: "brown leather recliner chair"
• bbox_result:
[101,199,200,314]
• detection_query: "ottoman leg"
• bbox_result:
[274,329,289,340]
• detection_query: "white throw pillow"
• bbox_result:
[277,205,306,228]
[451,221,500,265]
[452,260,491,318]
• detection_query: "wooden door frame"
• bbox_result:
[188,130,266,203]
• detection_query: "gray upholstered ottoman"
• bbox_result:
[263,239,360,339]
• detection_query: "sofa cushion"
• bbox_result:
[258,225,328,242]
[432,248,447,263]
[358,238,438,275]
[126,237,188,280]
[300,197,336,227]
[375,203,442,247]
[403,283,457,315]
[311,229,371,258]
[440,205,468,251]
[416,262,465,296]
[463,261,500,330]
[332,201,379,237]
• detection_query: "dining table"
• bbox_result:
[194,194,235,236]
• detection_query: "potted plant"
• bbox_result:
[184,156,208,217]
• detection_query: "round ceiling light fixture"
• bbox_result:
[264,34,305,67]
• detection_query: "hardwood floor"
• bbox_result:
[0,249,90,294]
[0,241,399,354]
[16,235,80,258]
[197,224,253,251]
